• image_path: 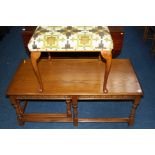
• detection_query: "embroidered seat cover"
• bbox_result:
[28,26,113,52]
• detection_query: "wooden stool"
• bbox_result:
[28,26,113,93]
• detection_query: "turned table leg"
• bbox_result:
[72,96,78,126]
[9,96,24,126]
[31,51,43,92]
[101,50,112,93]
[129,96,141,126]
[66,99,72,117]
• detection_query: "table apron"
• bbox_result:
[12,95,139,100]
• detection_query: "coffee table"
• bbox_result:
[6,58,143,126]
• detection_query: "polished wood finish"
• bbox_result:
[6,59,143,126]
[30,50,112,93]
[7,59,143,96]
[22,26,124,58]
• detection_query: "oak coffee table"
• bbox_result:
[6,58,143,126]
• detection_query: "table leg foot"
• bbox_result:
[18,118,25,126]
[128,119,134,126]
[73,119,78,127]
[39,87,43,92]
[103,88,108,93]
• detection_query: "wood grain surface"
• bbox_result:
[6,59,143,96]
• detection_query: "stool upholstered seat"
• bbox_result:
[28,26,113,52]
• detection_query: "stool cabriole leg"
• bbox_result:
[101,50,112,93]
[31,51,43,92]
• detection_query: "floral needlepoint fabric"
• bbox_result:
[28,26,113,52]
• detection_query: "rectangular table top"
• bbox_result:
[28,26,113,52]
[6,59,143,97]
